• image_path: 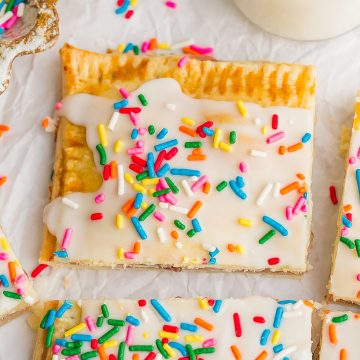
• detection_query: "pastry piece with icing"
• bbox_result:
[328,92,360,304]
[32,297,314,359]
[0,226,37,325]
[319,310,360,359]
[40,44,316,274]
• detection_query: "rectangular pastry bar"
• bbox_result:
[41,44,316,273]
[328,92,360,304]
[0,226,37,324]
[32,297,314,359]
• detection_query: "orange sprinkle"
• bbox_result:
[149,38,158,50]
[41,118,49,128]
[171,231,179,239]
[354,313,360,319]
[296,173,305,180]
[356,290,360,299]
[133,241,141,254]
[179,125,196,137]
[298,185,308,194]
[0,177,7,186]
[343,204,352,212]
[122,198,134,213]
[193,148,202,155]
[194,317,214,331]
[0,124,10,132]
[278,145,286,155]
[110,161,118,179]
[255,350,268,360]
[280,181,300,195]
[182,47,200,55]
[8,261,16,282]
[132,355,140,360]
[230,345,242,359]
[287,142,303,152]
[328,324,337,345]
[187,154,207,161]
[97,345,107,360]
[340,349,347,360]
[187,201,203,219]
[303,300,314,308]
[203,182,211,194]
[324,310,331,314]
[126,207,137,218]
[227,244,236,252]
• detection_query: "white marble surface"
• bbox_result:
[0,0,360,358]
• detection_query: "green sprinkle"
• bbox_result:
[108,319,125,326]
[96,144,107,165]
[101,303,109,318]
[139,204,156,221]
[156,339,169,359]
[216,180,228,192]
[194,347,216,354]
[62,348,81,356]
[45,325,54,348]
[98,326,120,344]
[165,177,179,194]
[66,341,83,348]
[332,314,349,323]
[40,310,51,329]
[136,171,149,181]
[355,239,360,257]
[187,229,196,237]
[129,345,154,352]
[229,131,236,144]
[5,0,15,12]
[118,341,126,360]
[258,229,276,244]
[3,291,21,300]
[185,141,202,148]
[148,125,155,135]
[96,316,104,327]
[174,219,186,230]
[81,351,98,359]
[186,344,196,360]
[153,188,171,197]
[340,236,355,249]
[133,45,140,55]
[138,94,148,106]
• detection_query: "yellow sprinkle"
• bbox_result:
[181,117,196,126]
[103,340,118,348]
[14,259,20,267]
[159,331,180,340]
[191,257,201,265]
[354,113,360,131]
[142,178,159,186]
[198,297,208,310]
[143,332,149,338]
[0,237,9,250]
[124,173,134,184]
[272,329,281,345]
[235,244,244,254]
[116,214,123,229]
[238,218,253,227]
[114,140,123,153]
[163,343,176,357]
[182,256,190,264]
[141,201,148,210]
[64,323,86,337]
[219,141,232,153]
[158,42,171,50]
[130,0,138,6]
[117,248,124,260]
[261,125,268,135]
[117,43,125,52]
[213,129,222,148]
[133,183,147,194]
[185,335,204,343]
[97,124,107,147]
[237,100,248,117]
[148,188,156,197]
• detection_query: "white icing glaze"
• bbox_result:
[44,78,314,271]
[319,311,360,359]
[329,103,360,302]
[48,297,313,359]
[0,227,36,317]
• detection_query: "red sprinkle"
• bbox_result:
[161,338,169,344]
[346,213,352,221]
[108,355,116,360]
[129,163,143,174]
[268,257,280,265]
[31,264,48,278]
[125,9,134,19]
[233,312,242,337]
[163,325,179,333]
[165,147,178,160]
[90,213,103,221]
[329,185,338,205]
[272,114,278,130]
[138,299,147,307]
[196,121,213,138]
[144,353,156,360]
[103,164,110,181]
[253,316,265,323]
[119,107,141,114]
[154,150,166,172]
[131,155,147,167]
[207,299,215,306]
[90,339,98,350]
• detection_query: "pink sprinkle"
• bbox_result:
[164,193,177,205]
[54,101,62,110]
[292,196,305,215]
[67,356,80,360]
[266,131,285,144]
[285,206,293,220]
[61,228,73,249]
[178,56,189,68]
[191,175,208,192]
[239,161,247,173]
[52,344,61,354]
[357,146,360,159]
[356,274,360,281]
[349,156,356,165]
[127,147,144,155]
[136,140,144,148]
[165,1,177,8]
[125,252,136,259]
[85,316,96,332]
[138,128,147,135]
[189,44,214,55]
[341,227,349,236]
[301,202,308,213]
[95,193,105,204]
[159,195,166,202]
[141,41,150,53]
[154,211,166,222]
[159,178,168,189]
[15,274,26,285]
[0,252,8,260]
[203,339,216,347]
[16,287,24,295]
[119,88,130,99]
[126,325,135,345]
[129,112,140,126]
[3,14,18,30]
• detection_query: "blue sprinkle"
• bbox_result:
[229,180,247,200]
[202,127,214,136]
[147,152,156,178]
[131,128,138,140]
[263,216,288,236]
[209,247,220,257]
[273,307,284,328]
[301,132,312,143]
[356,169,360,199]
[180,322,198,332]
[0,28,4,36]
[131,217,147,240]
[157,128,168,140]
[71,334,92,341]
[208,257,217,264]
[170,168,201,177]
[56,300,73,318]
[213,300,222,313]
[54,250,68,258]
[154,139,178,151]
[0,274,9,288]
[303,192,308,200]
[150,299,172,322]
[123,42,134,53]
[260,329,270,345]
[134,193,143,209]
[169,342,187,356]
[113,99,128,110]
[277,300,296,305]
[13,0,24,6]
[273,344,284,353]
[192,218,202,233]
[44,309,56,329]
[126,315,140,326]
[115,0,130,14]
[342,215,352,228]
[236,176,245,188]
[157,163,170,177]
[55,339,67,347]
